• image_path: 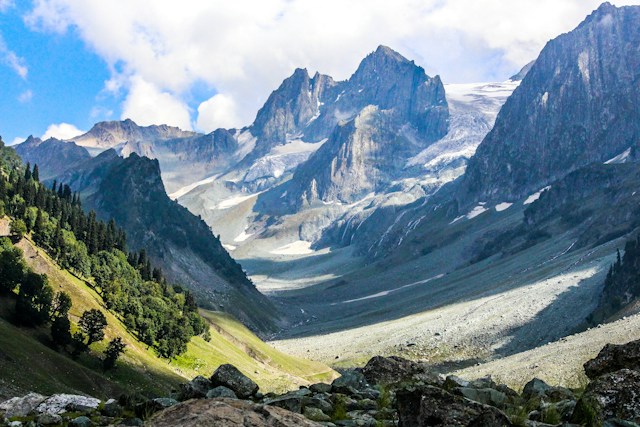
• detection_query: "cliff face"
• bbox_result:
[461,2,640,205]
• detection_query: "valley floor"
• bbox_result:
[239,206,637,386]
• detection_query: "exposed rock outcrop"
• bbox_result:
[584,339,640,379]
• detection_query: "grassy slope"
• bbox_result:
[0,222,336,399]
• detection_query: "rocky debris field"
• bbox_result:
[2,340,640,426]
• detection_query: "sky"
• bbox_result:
[1,0,639,145]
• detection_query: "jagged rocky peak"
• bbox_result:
[250,68,336,149]
[460,2,640,205]
[72,118,199,149]
[335,45,448,142]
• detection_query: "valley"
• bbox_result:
[3,2,640,426]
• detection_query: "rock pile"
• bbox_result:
[3,339,640,426]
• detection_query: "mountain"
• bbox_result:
[255,47,449,211]
[14,136,91,180]
[54,151,279,332]
[461,2,640,205]
[72,119,198,149]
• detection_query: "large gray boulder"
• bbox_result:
[210,364,259,399]
[584,339,640,379]
[179,375,213,400]
[396,385,512,427]
[572,369,640,425]
[0,393,47,418]
[147,398,323,427]
[331,369,369,394]
[35,394,101,415]
[362,356,441,386]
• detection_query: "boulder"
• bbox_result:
[572,369,640,425]
[304,406,332,422]
[396,385,512,427]
[147,397,323,426]
[36,413,63,425]
[70,415,93,427]
[102,400,124,417]
[303,396,334,414]
[332,370,369,394]
[309,383,332,394]
[585,340,640,379]
[179,375,212,400]
[263,395,303,413]
[0,392,47,418]
[521,378,574,403]
[36,394,101,415]
[522,378,552,399]
[362,356,441,386]
[135,398,179,419]
[211,364,259,399]
[456,387,508,408]
[207,386,238,399]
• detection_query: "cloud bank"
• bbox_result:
[25,0,640,133]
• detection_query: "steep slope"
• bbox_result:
[0,222,335,398]
[14,136,91,180]
[461,2,640,205]
[54,151,280,332]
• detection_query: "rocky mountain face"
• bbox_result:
[14,136,91,180]
[461,2,640,206]
[54,151,279,332]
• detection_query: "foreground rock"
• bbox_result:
[363,356,442,386]
[396,385,512,427]
[584,339,640,379]
[146,398,323,427]
[572,369,640,425]
[211,364,260,399]
[6,342,640,427]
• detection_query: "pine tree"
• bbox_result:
[32,164,39,182]
[24,162,31,181]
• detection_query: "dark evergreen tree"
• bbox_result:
[32,164,39,182]
[103,337,126,370]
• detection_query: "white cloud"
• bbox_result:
[0,34,27,79]
[17,89,32,103]
[42,122,84,140]
[196,93,241,132]
[24,0,640,129]
[121,75,192,129]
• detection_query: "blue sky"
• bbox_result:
[1,0,639,145]
[0,1,118,143]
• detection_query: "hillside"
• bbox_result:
[0,218,336,399]
[53,150,280,333]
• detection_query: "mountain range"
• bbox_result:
[14,2,640,370]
